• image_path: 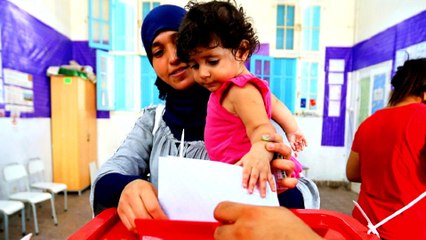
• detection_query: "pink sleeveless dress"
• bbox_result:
[204,74,272,163]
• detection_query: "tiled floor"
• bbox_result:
[2,185,359,240]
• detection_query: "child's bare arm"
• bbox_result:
[271,94,307,152]
[224,83,276,197]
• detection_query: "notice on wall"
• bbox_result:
[328,72,344,85]
[329,59,345,72]
[329,84,342,100]
[395,41,426,70]
[371,73,386,114]
[3,68,34,113]
[0,78,4,104]
[328,100,341,117]
[4,68,33,88]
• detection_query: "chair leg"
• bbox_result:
[21,207,26,236]
[30,203,39,235]
[64,190,68,211]
[51,193,55,218]
[50,197,58,225]
[2,213,8,240]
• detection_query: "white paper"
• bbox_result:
[329,84,342,100]
[329,59,345,72]
[328,100,341,117]
[328,72,344,84]
[158,156,279,222]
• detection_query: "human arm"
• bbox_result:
[346,151,361,182]
[214,201,323,240]
[225,83,277,197]
[271,94,307,153]
[91,107,167,232]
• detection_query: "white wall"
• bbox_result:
[354,0,426,43]
[97,111,142,167]
[0,118,52,199]
[8,0,73,38]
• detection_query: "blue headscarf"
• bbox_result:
[141,5,186,64]
[140,4,210,141]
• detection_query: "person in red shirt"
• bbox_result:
[346,58,426,239]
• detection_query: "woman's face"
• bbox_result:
[151,31,195,90]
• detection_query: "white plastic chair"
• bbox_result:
[3,163,58,235]
[28,158,68,211]
[0,200,26,240]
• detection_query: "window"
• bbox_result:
[89,0,144,111]
[140,56,162,107]
[142,1,160,18]
[113,0,137,51]
[250,55,272,82]
[276,5,295,50]
[271,58,297,113]
[89,0,112,50]
[302,6,320,51]
[300,62,318,111]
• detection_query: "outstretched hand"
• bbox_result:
[286,129,308,154]
[214,201,322,240]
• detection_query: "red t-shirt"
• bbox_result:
[351,103,426,239]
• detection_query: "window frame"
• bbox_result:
[89,0,113,50]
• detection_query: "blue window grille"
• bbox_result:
[140,56,162,107]
[302,6,320,51]
[96,50,114,110]
[89,0,112,50]
[276,4,295,50]
[142,2,160,19]
[271,58,297,113]
[250,55,272,82]
[140,2,161,107]
[113,1,137,51]
[300,62,319,110]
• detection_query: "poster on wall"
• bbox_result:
[371,73,386,114]
[0,78,4,104]
[395,41,426,70]
[3,68,34,113]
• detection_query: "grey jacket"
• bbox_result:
[90,105,319,212]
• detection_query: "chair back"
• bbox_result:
[28,158,44,174]
[3,163,31,194]
[3,163,28,181]
[28,158,46,183]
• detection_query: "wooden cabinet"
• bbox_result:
[50,76,97,193]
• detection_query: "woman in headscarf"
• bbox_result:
[90,4,316,233]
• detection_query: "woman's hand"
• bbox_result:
[117,179,168,233]
[264,133,298,193]
[214,201,323,240]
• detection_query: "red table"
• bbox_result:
[68,208,379,240]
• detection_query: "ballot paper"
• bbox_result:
[158,156,279,222]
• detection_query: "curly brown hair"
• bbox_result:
[177,0,259,62]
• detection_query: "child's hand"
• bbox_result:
[286,129,307,154]
[236,142,275,198]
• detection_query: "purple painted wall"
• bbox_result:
[321,10,426,146]
[0,0,106,118]
[321,48,351,146]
